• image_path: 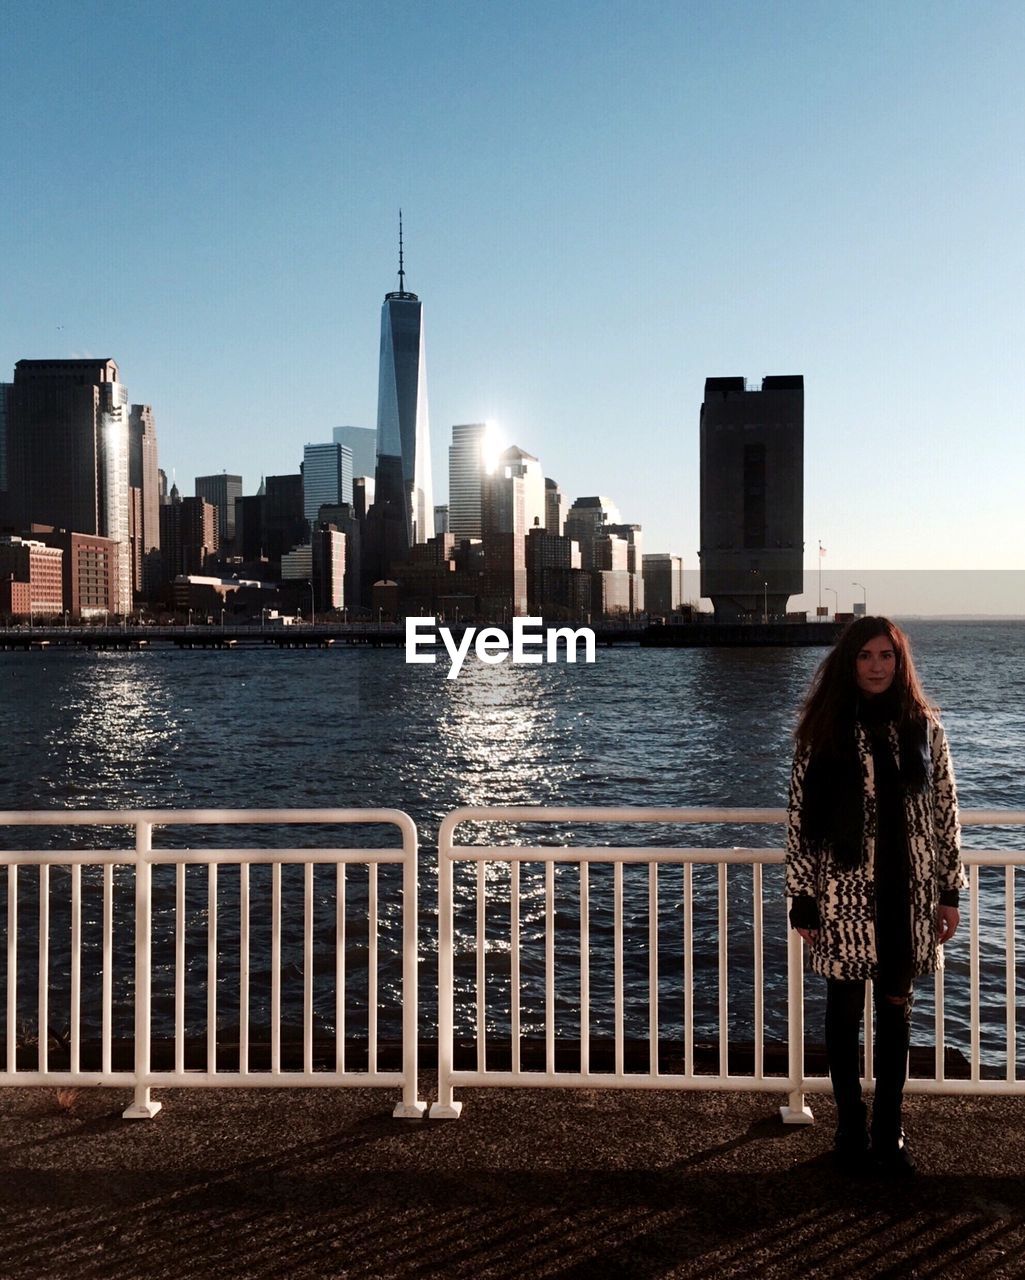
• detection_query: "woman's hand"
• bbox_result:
[795,928,819,946]
[936,905,960,944]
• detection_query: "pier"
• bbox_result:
[0,624,407,650]
[642,619,845,646]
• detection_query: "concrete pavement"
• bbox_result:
[0,1082,1023,1278]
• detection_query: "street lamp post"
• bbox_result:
[825,586,838,617]
[852,581,867,615]
[308,581,315,628]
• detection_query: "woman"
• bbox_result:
[785,616,965,1175]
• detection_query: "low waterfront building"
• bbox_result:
[0,535,63,616]
[170,574,272,617]
[30,527,120,619]
[0,579,31,618]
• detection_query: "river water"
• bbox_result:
[0,621,1022,1066]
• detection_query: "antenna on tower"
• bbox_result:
[398,209,405,293]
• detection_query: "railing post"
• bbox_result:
[393,818,426,1118]
[429,814,461,1118]
[124,818,161,1119]
[780,923,814,1124]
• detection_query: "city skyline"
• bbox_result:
[1,2,1023,575]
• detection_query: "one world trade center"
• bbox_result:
[374,213,433,548]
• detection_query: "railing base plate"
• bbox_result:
[392,1100,427,1119]
[123,1099,162,1120]
[428,1101,463,1120]
[779,1101,814,1125]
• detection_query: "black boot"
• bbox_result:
[874,1131,917,1178]
[834,1098,870,1172]
[825,980,870,1172]
[871,989,916,1177]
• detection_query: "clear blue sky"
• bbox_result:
[2,0,1023,575]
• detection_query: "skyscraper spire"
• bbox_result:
[398,209,405,294]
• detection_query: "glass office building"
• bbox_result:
[303,442,353,526]
[374,221,433,547]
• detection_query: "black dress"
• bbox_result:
[863,706,915,997]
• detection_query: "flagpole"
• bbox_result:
[818,541,823,612]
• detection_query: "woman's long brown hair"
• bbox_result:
[795,616,937,753]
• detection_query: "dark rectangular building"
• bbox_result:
[263,474,307,564]
[6,359,120,536]
[160,496,218,582]
[699,375,803,621]
[196,473,243,546]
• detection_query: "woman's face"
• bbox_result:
[855,634,897,695]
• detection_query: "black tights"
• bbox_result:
[825,978,913,1149]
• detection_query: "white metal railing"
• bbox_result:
[430,806,1025,1119]
[0,809,424,1120]
[5,805,1024,1124]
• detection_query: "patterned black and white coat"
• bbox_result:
[785,718,966,982]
